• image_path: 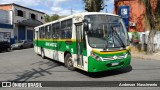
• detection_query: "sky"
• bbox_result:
[0,0,114,16]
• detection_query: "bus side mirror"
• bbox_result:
[83,20,89,31]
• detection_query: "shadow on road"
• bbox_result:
[9,55,132,81]
[76,65,132,78]
[9,58,62,81]
[133,68,160,70]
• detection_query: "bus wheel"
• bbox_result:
[41,48,45,59]
[65,54,76,71]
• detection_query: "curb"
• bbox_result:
[131,54,160,60]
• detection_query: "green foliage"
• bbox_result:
[50,14,60,21]
[44,15,50,22]
[45,14,60,22]
[83,0,105,12]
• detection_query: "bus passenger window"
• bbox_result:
[60,30,65,38]
[66,30,71,38]
[55,22,60,39]
[61,19,72,39]
[41,27,45,39]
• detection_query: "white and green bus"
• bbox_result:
[34,12,131,72]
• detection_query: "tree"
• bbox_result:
[50,14,60,21]
[140,0,160,54]
[83,0,106,12]
[44,14,50,22]
[44,14,60,22]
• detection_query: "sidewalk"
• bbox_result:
[131,50,160,60]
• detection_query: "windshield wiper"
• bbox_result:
[103,29,111,50]
[103,25,116,50]
[111,25,126,49]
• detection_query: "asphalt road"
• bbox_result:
[0,48,160,89]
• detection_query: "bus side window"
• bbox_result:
[45,25,51,39]
[61,21,66,39]
[60,30,65,38]
[66,19,72,39]
[41,27,45,39]
[39,28,41,39]
[66,30,71,38]
[45,26,48,39]
[55,22,60,39]
[61,19,72,39]
[52,24,56,39]
[48,25,52,39]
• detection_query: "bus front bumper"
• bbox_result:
[88,55,131,72]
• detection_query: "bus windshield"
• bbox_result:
[84,15,129,49]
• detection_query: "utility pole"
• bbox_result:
[71,8,73,15]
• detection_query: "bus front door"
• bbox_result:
[75,23,84,68]
[35,31,39,53]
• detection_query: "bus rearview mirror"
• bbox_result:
[83,20,89,31]
[83,23,91,31]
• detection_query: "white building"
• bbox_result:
[0,3,45,44]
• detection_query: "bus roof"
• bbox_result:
[35,12,119,29]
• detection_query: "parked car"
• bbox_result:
[11,40,33,50]
[0,41,11,52]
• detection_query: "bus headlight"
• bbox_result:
[90,52,103,61]
[124,54,128,58]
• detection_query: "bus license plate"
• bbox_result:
[111,62,119,66]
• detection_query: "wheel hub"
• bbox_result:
[68,58,73,67]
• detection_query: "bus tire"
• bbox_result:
[41,48,45,59]
[65,53,76,71]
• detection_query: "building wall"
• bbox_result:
[0,26,14,44]
[14,24,18,40]
[0,28,13,38]
[114,0,158,32]
[0,5,12,10]
[0,4,45,42]
[13,5,45,24]
[114,0,146,32]
[12,5,45,41]
[0,10,12,24]
[0,8,14,43]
